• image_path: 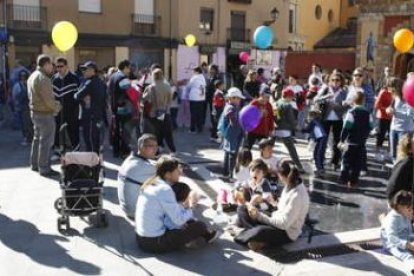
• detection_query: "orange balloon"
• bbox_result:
[394,28,414,53]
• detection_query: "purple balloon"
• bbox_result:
[239,105,262,132]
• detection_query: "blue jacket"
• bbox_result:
[381,209,413,261]
[221,103,244,153]
[74,75,107,122]
[303,118,327,141]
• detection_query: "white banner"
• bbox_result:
[177,45,200,82]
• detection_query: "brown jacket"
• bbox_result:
[28,67,61,114]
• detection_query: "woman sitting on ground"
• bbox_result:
[135,156,220,253]
[387,133,414,202]
[234,160,310,251]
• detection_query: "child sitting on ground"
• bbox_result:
[258,138,280,177]
[234,159,277,211]
[381,190,414,275]
[233,148,253,185]
[164,182,194,230]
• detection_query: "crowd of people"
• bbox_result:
[6,53,414,269]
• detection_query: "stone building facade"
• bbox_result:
[356,0,414,79]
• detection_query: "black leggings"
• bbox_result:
[376,119,391,148]
[235,205,292,247]
[136,221,209,253]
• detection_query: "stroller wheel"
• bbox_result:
[57,216,70,233]
[54,198,63,213]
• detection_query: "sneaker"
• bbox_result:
[360,170,368,177]
[204,230,222,244]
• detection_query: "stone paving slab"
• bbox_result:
[0,125,407,276]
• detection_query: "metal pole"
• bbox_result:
[2,0,8,95]
[168,0,172,80]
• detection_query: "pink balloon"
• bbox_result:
[239,51,250,63]
[403,76,414,108]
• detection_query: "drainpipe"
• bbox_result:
[169,0,172,80]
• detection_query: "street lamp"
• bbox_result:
[263,7,279,26]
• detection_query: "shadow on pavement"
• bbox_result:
[0,213,101,275]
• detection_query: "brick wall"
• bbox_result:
[285,51,356,81]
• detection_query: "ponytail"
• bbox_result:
[277,160,302,190]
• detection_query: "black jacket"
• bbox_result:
[52,72,80,119]
[387,157,413,201]
[108,70,129,113]
[74,75,107,121]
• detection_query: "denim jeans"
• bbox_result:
[314,137,327,170]
[190,101,205,132]
[31,112,56,173]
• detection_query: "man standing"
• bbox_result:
[187,66,206,133]
[28,54,61,176]
[74,61,107,153]
[204,64,220,131]
[117,134,157,219]
[52,57,80,152]
[108,60,132,158]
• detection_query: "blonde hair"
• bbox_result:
[397,133,413,162]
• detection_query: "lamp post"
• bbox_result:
[263,7,279,26]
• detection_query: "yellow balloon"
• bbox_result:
[52,21,78,52]
[185,34,196,47]
[394,28,414,53]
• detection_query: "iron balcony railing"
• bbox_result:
[228,0,252,4]
[7,4,47,31]
[226,27,251,42]
[131,14,161,36]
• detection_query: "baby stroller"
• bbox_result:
[54,151,107,232]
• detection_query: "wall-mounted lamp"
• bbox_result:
[264,7,279,26]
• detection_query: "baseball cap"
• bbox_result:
[226,87,245,99]
[80,61,98,71]
[282,88,295,98]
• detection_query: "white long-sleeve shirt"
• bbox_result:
[135,178,193,237]
[186,73,206,102]
[257,183,309,240]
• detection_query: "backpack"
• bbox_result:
[217,109,230,138]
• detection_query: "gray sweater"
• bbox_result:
[143,80,172,118]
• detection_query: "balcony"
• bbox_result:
[227,28,250,42]
[131,14,160,36]
[7,4,47,31]
[228,0,252,4]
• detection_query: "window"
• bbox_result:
[315,5,322,20]
[200,8,214,32]
[12,0,40,21]
[78,0,101,13]
[289,9,294,33]
[348,0,356,7]
[328,9,334,23]
[134,0,154,23]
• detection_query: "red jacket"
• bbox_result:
[375,88,393,120]
[249,99,275,136]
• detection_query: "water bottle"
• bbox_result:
[213,202,228,226]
